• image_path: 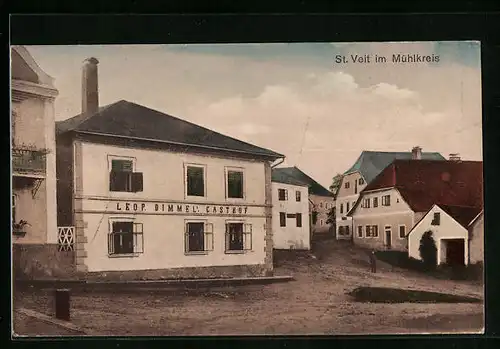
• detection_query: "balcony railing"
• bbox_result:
[58,226,75,251]
[12,148,46,174]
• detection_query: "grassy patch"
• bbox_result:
[348,286,482,304]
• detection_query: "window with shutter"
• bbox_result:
[372,225,379,238]
[185,222,205,252]
[225,223,245,252]
[373,197,378,207]
[109,159,135,192]
[295,191,301,202]
[131,172,143,192]
[243,224,252,250]
[278,189,288,201]
[296,213,302,227]
[357,226,363,238]
[204,223,214,251]
[279,212,286,227]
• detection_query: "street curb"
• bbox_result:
[15,275,295,290]
[15,308,87,335]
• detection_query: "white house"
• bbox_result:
[336,147,445,240]
[11,46,59,245]
[55,57,284,280]
[271,167,335,236]
[347,158,483,252]
[271,171,310,250]
[407,204,483,266]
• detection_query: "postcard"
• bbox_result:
[11,41,483,336]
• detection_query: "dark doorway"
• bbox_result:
[385,226,392,249]
[445,239,465,266]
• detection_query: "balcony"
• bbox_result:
[12,147,46,175]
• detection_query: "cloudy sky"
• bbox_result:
[26,42,482,189]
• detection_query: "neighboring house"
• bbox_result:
[11,46,59,245]
[468,210,484,265]
[336,147,446,240]
[407,204,483,266]
[271,170,310,250]
[55,57,284,279]
[270,167,335,235]
[347,159,483,252]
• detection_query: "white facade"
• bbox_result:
[272,182,310,250]
[309,194,335,234]
[350,188,416,251]
[67,140,272,273]
[335,171,367,239]
[469,212,484,264]
[408,205,469,266]
[11,46,59,245]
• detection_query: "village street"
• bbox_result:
[13,239,483,336]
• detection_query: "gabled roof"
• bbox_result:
[407,204,482,238]
[271,166,334,197]
[438,204,483,229]
[271,169,309,187]
[361,159,483,212]
[56,100,284,160]
[344,150,446,184]
[11,46,56,87]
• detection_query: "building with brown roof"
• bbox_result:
[347,158,483,254]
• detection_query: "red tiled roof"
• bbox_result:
[362,159,483,212]
[438,204,483,229]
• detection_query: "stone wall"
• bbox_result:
[13,244,76,280]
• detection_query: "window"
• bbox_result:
[295,190,301,202]
[185,222,213,253]
[359,178,364,185]
[382,195,391,206]
[225,222,252,252]
[373,197,378,208]
[325,203,328,209]
[109,159,143,193]
[320,220,323,226]
[340,203,344,214]
[345,182,350,189]
[320,202,323,208]
[431,212,441,226]
[186,165,205,197]
[227,169,244,199]
[339,226,345,236]
[296,213,302,227]
[346,202,350,212]
[357,226,363,238]
[108,221,144,255]
[345,225,350,235]
[280,212,286,227]
[363,198,371,208]
[278,188,288,201]
[365,225,378,238]
[399,225,406,238]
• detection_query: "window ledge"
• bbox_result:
[108,253,141,258]
[224,250,249,254]
[185,251,210,256]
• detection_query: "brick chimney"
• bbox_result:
[411,146,422,160]
[82,57,99,115]
[449,153,461,161]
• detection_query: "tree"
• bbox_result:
[419,230,438,270]
[329,173,343,197]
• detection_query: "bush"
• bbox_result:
[419,230,438,270]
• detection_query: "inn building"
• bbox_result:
[56,57,284,279]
